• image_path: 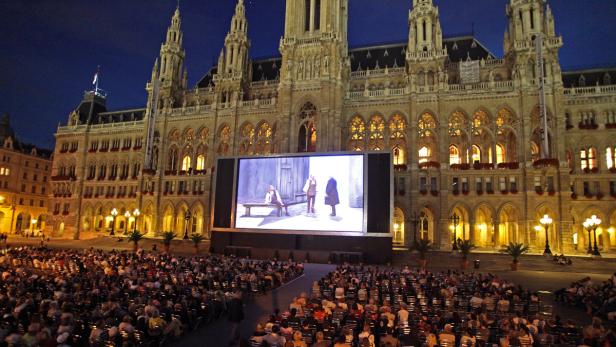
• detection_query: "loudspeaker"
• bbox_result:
[367,153,391,233]
[212,158,236,229]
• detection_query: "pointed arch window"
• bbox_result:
[196,155,206,171]
[181,155,191,172]
[368,115,385,150]
[531,142,540,161]
[239,123,255,155]
[471,145,481,164]
[298,103,317,153]
[167,148,178,171]
[217,125,231,155]
[255,122,273,155]
[348,116,366,151]
[389,114,406,140]
[393,146,406,166]
[449,145,461,165]
[496,144,506,164]
[419,146,431,164]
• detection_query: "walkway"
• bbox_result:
[172,263,335,347]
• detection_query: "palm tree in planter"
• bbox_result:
[501,242,529,271]
[412,239,432,270]
[190,233,205,255]
[458,240,476,270]
[162,231,177,254]
[127,230,144,252]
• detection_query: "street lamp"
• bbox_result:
[132,208,141,233]
[584,215,601,257]
[539,214,553,255]
[109,208,118,236]
[450,213,460,251]
[124,211,131,235]
[183,210,191,240]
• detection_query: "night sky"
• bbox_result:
[1,0,615,149]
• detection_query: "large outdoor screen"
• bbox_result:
[234,154,365,232]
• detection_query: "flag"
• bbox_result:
[92,66,100,85]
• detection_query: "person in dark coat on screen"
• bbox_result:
[228,290,245,346]
[325,177,339,216]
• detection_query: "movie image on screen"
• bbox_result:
[235,155,364,232]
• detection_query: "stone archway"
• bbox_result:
[393,207,405,245]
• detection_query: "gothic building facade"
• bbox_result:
[50,0,616,254]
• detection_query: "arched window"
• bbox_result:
[418,146,431,164]
[471,145,481,164]
[196,155,206,171]
[181,155,191,172]
[449,145,461,165]
[255,122,273,154]
[368,115,385,150]
[217,125,231,155]
[298,103,317,153]
[449,111,466,137]
[607,147,616,169]
[167,148,178,171]
[239,123,255,155]
[418,113,436,137]
[389,114,406,140]
[348,116,366,151]
[531,142,540,161]
[496,144,506,164]
[393,146,406,166]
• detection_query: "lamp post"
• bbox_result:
[450,213,460,251]
[584,215,602,257]
[109,208,118,236]
[539,214,553,255]
[124,211,131,235]
[582,220,594,254]
[183,210,191,240]
[132,208,140,233]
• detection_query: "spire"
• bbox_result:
[217,0,250,75]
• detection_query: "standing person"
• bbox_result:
[325,177,339,217]
[265,185,290,216]
[228,290,245,346]
[303,174,317,214]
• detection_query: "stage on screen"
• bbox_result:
[234,154,364,232]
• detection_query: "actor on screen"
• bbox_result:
[303,174,317,214]
[265,185,290,216]
[325,177,339,216]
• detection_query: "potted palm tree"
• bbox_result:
[127,230,144,252]
[412,239,432,270]
[458,240,476,270]
[190,233,204,254]
[162,231,177,254]
[501,242,529,271]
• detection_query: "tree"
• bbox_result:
[162,231,177,254]
[190,233,204,254]
[127,230,144,252]
[500,242,529,271]
[458,240,476,270]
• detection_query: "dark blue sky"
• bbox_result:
[1,0,615,149]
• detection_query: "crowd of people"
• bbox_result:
[555,273,616,321]
[249,265,616,347]
[0,246,303,346]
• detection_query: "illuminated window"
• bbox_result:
[449,111,466,136]
[181,156,191,171]
[389,114,406,140]
[607,147,616,169]
[588,148,597,169]
[393,146,406,165]
[531,142,540,161]
[349,116,366,151]
[419,146,431,163]
[217,125,231,155]
[419,113,436,138]
[496,144,506,164]
[368,115,385,150]
[255,122,273,154]
[196,155,206,171]
[449,145,460,165]
[239,123,255,155]
[471,145,481,163]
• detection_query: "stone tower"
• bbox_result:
[214,0,251,106]
[279,0,350,153]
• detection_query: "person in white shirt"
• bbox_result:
[265,185,289,216]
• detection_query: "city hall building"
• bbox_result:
[50,0,616,254]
